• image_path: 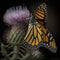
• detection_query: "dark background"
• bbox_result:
[0,0,60,59]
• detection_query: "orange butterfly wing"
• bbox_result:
[23,3,57,53]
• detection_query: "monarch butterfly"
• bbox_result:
[23,3,57,53]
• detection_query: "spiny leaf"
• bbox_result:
[6,27,26,44]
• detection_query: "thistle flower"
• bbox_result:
[3,6,30,25]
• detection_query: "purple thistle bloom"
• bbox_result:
[3,6,30,25]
